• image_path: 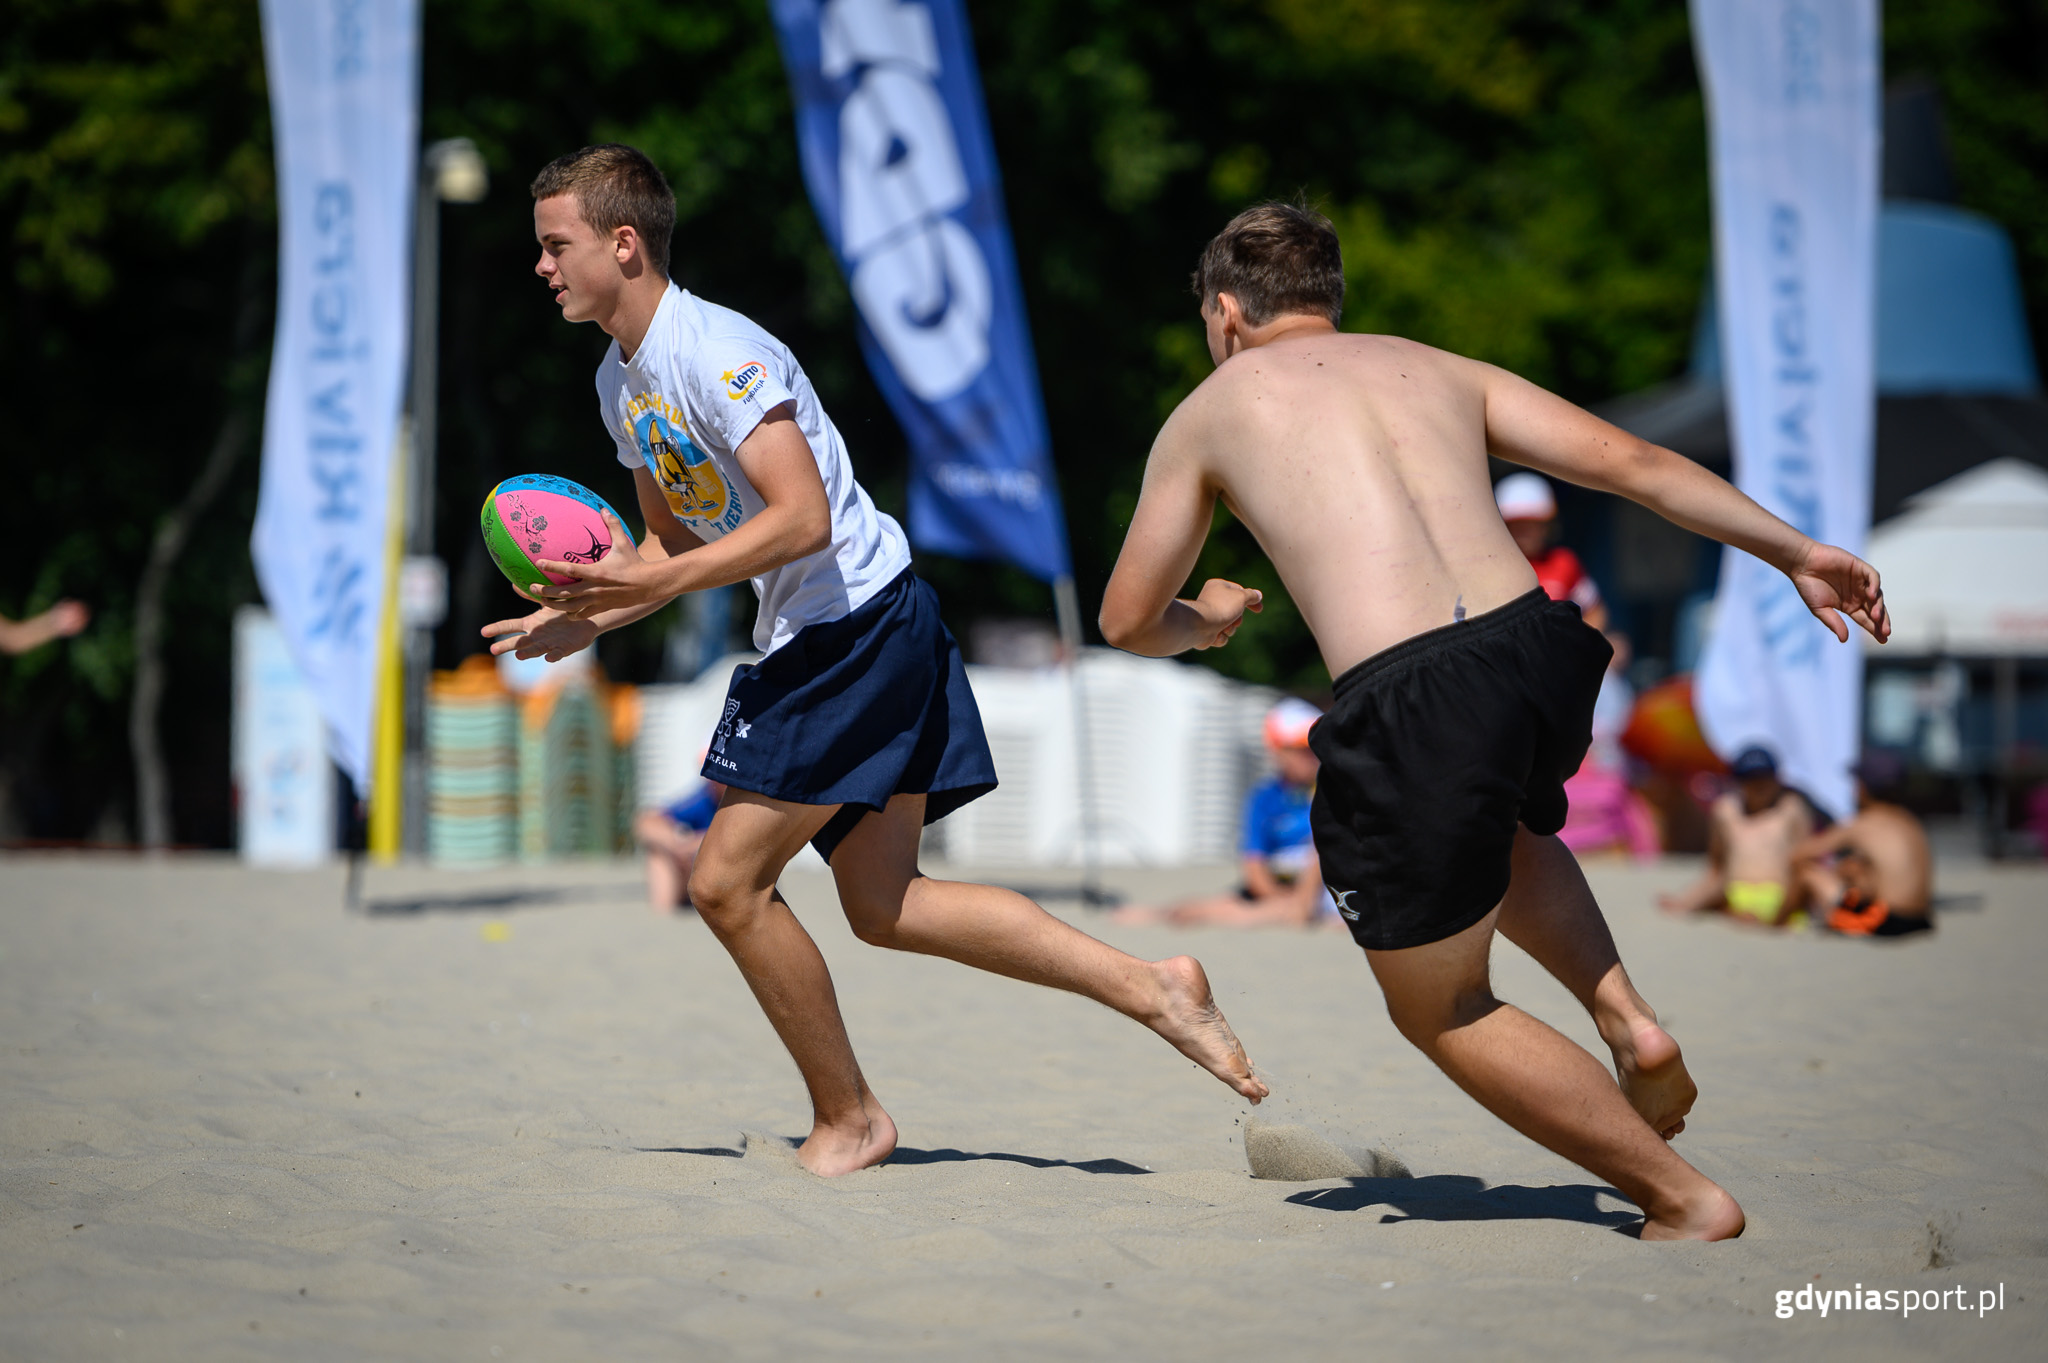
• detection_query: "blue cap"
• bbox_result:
[1730,746,1779,780]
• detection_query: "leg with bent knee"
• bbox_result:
[827,793,1268,1103]
[1365,909,1743,1240]
[686,789,895,1177]
[1493,828,1696,1138]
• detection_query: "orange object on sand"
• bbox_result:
[432,653,510,697]
[1621,675,1728,778]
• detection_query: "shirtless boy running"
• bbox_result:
[485,145,1265,1176]
[1101,203,1890,1241]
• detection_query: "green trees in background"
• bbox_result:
[4,0,2043,844]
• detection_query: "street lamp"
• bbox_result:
[401,137,489,857]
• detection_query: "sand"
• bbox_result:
[1,852,2042,1361]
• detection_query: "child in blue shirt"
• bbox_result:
[1115,699,1337,928]
[633,777,725,915]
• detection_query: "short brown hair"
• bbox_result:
[1191,202,1345,326]
[531,144,676,277]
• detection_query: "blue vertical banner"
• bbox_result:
[1691,0,1879,819]
[770,0,1072,582]
[252,0,420,794]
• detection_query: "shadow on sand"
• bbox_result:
[358,884,640,916]
[1286,1175,1641,1230]
[642,1144,1150,1175]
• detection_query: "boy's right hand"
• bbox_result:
[1788,542,1890,645]
[482,606,597,662]
[1188,578,1263,650]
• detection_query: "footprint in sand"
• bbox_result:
[1244,1118,1412,1182]
[738,1131,810,1175]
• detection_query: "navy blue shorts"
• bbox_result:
[700,568,997,862]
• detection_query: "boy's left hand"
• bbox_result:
[527,510,662,620]
[1187,578,1263,650]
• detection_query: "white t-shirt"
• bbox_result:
[597,285,911,653]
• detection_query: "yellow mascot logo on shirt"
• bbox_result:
[627,394,730,525]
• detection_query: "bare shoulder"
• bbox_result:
[1198,331,1479,416]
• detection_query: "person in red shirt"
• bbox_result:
[1494,472,1608,630]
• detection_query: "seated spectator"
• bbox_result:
[1494,472,1608,630]
[634,778,725,915]
[1797,754,1934,937]
[0,600,89,655]
[1112,699,1338,930]
[1660,745,1826,928]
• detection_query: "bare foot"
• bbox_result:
[797,1095,897,1177]
[1610,1021,1697,1139]
[1144,956,1269,1103]
[1640,1183,1745,1241]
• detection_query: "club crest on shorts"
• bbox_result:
[722,361,766,401]
[709,698,749,771]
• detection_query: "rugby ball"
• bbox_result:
[480,474,628,593]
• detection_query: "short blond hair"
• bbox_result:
[531,144,675,276]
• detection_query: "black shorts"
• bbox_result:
[1309,589,1612,952]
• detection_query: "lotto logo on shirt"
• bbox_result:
[723,362,766,401]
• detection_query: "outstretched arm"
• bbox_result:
[0,600,89,655]
[1100,422,1262,655]
[1478,364,1889,645]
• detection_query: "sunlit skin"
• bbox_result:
[0,599,89,655]
[1100,283,1889,1241]
[1794,782,1935,918]
[487,194,832,660]
[1659,776,1817,923]
[478,185,1269,1178]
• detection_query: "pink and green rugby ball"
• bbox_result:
[480,474,628,594]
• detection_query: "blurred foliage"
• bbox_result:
[2,0,2043,841]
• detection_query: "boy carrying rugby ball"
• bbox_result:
[483,145,1265,1175]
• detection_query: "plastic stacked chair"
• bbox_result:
[609,685,642,853]
[427,657,518,863]
[517,677,616,861]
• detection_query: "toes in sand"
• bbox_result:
[1150,956,1269,1103]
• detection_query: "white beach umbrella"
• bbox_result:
[1864,457,2048,655]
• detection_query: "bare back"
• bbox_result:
[1165,333,1537,675]
[1838,802,1934,912]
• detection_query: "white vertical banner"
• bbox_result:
[253,0,419,794]
[1691,0,1879,819]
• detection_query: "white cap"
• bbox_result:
[1263,697,1323,750]
[1494,472,1557,522]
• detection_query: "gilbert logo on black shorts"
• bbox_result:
[1330,888,1361,921]
[709,698,751,772]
